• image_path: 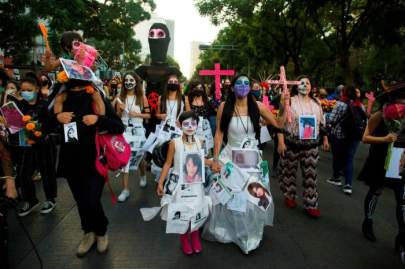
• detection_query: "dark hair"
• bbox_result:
[291,75,320,104]
[161,74,182,116]
[120,72,144,108]
[60,31,83,53]
[188,80,208,105]
[0,68,9,87]
[183,153,202,178]
[342,85,357,101]
[20,72,39,87]
[178,111,199,125]
[40,73,52,88]
[220,74,261,142]
[247,182,270,208]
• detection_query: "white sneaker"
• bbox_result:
[118,189,130,202]
[343,185,353,195]
[97,234,109,253]
[139,176,147,188]
[77,232,96,257]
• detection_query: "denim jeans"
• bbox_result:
[208,115,217,137]
[330,136,359,186]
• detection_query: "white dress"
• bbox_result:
[120,95,146,172]
[159,137,211,234]
[202,115,275,254]
[166,99,184,124]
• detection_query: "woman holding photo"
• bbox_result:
[205,74,280,254]
[277,76,329,218]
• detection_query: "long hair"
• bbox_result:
[160,74,182,116]
[187,80,208,105]
[291,75,320,105]
[120,72,144,108]
[220,74,261,142]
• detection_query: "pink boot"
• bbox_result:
[190,230,202,253]
[180,233,193,255]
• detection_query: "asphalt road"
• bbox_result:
[7,142,403,269]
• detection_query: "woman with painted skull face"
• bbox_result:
[277,76,329,218]
[357,82,405,264]
[156,111,215,255]
[204,74,280,254]
[115,72,150,202]
[185,80,214,154]
[156,74,184,125]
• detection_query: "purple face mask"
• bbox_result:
[234,76,250,98]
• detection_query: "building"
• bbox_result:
[189,41,203,78]
[134,13,175,62]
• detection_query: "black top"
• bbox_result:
[190,103,209,119]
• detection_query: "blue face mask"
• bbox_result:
[21,91,37,102]
[234,76,250,98]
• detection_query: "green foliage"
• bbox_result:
[194,0,405,87]
[0,0,155,68]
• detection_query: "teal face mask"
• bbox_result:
[21,91,37,102]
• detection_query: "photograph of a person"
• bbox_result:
[164,173,179,195]
[64,122,78,143]
[247,182,271,211]
[299,115,317,140]
[172,211,181,220]
[232,149,260,170]
[213,181,223,193]
[61,58,95,81]
[182,152,204,184]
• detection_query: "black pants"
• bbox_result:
[364,181,405,236]
[0,194,9,268]
[16,139,57,204]
[66,172,108,236]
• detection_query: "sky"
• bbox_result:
[153,0,221,78]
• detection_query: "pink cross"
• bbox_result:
[199,63,235,100]
[268,66,300,122]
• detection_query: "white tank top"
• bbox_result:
[227,116,256,148]
[122,95,143,125]
[166,99,184,122]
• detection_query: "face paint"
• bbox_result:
[298,78,311,95]
[148,28,167,39]
[124,75,136,90]
[234,76,250,98]
[181,118,198,140]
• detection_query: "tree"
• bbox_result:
[0,0,155,68]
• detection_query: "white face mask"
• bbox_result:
[181,118,198,136]
[298,79,310,95]
[5,88,16,95]
[124,75,136,90]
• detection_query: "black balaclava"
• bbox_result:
[148,23,171,65]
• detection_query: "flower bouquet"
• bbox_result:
[320,99,336,113]
[22,115,42,145]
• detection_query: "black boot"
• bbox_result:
[362,219,376,242]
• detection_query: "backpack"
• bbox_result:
[341,104,367,141]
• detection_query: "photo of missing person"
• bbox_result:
[64,122,78,143]
[182,152,204,184]
[60,58,95,81]
[232,149,260,170]
[247,182,271,211]
[164,173,179,195]
[172,211,181,220]
[299,115,317,140]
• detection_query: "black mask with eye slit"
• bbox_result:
[148,23,170,65]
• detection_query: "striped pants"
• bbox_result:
[279,147,319,209]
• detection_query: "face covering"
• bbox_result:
[233,76,250,98]
[193,89,204,97]
[124,75,136,90]
[41,79,49,87]
[181,118,198,142]
[383,103,405,120]
[252,90,261,99]
[21,91,37,102]
[167,83,180,91]
[298,79,310,95]
[6,88,16,95]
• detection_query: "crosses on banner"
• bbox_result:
[199,63,235,100]
[268,66,300,122]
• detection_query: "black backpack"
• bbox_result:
[341,104,368,141]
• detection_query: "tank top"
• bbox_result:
[122,95,143,125]
[227,116,255,148]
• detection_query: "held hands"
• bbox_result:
[56,112,74,124]
[156,181,164,197]
[277,142,287,156]
[82,115,99,126]
[384,133,398,143]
